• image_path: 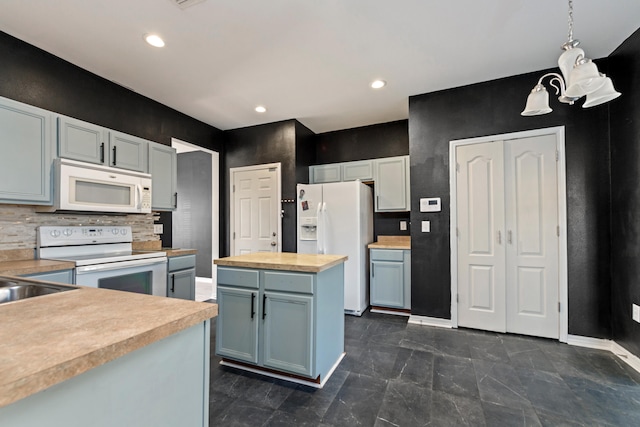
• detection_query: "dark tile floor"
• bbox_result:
[208,309,640,426]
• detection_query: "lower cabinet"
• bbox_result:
[216,265,344,381]
[167,255,195,300]
[22,269,74,285]
[370,249,411,310]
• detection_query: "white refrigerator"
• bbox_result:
[296,181,373,316]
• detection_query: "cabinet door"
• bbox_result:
[167,268,195,300]
[23,269,74,284]
[374,156,409,212]
[109,131,148,172]
[58,115,108,166]
[310,164,341,183]
[370,260,404,308]
[262,291,314,377]
[149,143,177,210]
[342,160,373,181]
[216,286,259,364]
[0,97,54,204]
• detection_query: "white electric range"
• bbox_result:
[37,226,167,296]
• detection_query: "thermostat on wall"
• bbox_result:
[420,197,441,212]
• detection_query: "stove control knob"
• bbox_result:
[111,228,119,235]
[63,229,73,237]
[50,229,61,238]
[120,228,128,235]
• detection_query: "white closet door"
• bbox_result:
[457,141,506,332]
[505,134,559,338]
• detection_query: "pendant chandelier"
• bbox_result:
[521,0,621,116]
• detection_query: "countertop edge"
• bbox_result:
[367,243,411,250]
[214,256,348,273]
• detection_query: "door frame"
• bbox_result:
[449,126,568,342]
[229,163,282,255]
[171,137,219,300]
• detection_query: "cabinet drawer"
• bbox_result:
[370,249,404,261]
[263,271,314,294]
[217,267,259,289]
[168,254,196,271]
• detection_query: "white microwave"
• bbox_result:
[37,158,152,214]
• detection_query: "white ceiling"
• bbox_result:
[1,0,639,133]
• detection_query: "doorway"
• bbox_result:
[449,127,568,342]
[229,163,282,255]
[171,138,219,301]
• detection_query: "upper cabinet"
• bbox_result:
[309,163,342,183]
[149,143,177,211]
[373,156,410,212]
[58,116,147,173]
[309,155,410,212]
[0,96,54,204]
[342,160,374,182]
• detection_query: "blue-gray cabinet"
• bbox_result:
[215,263,344,384]
[22,269,74,285]
[167,255,196,300]
[370,248,411,310]
[0,96,54,205]
[149,143,177,211]
[58,115,148,173]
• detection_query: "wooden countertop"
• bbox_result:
[0,279,217,408]
[368,235,411,250]
[162,248,197,257]
[214,252,348,273]
[0,259,76,276]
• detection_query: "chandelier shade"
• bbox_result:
[521,85,553,116]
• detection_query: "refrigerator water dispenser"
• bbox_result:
[300,217,318,240]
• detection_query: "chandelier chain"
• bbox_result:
[567,0,574,42]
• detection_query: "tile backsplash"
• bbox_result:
[0,204,159,251]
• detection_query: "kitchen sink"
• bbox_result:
[0,278,78,305]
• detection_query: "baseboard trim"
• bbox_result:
[567,334,640,374]
[407,315,452,328]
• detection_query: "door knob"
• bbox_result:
[270,241,277,246]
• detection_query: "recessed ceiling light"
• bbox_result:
[144,34,165,48]
[255,106,267,113]
[371,80,386,89]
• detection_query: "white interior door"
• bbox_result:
[456,135,559,339]
[231,164,281,255]
[457,141,507,332]
[505,134,559,338]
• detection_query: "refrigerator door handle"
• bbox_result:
[321,202,327,254]
[316,200,323,254]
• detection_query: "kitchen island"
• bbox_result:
[0,277,217,427]
[214,252,347,388]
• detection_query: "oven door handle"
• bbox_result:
[75,257,168,274]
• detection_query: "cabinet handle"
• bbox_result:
[100,143,105,163]
[251,293,255,319]
[112,146,117,166]
[497,231,502,244]
[171,275,175,293]
[508,230,513,244]
[262,294,267,319]
[372,264,374,277]
[174,192,178,208]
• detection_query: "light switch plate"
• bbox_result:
[633,304,640,323]
[400,220,407,231]
[153,224,164,234]
[421,220,430,232]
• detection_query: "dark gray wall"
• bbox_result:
[409,70,612,339]
[224,120,316,255]
[609,28,640,357]
[175,151,212,276]
[0,31,225,251]
[316,120,409,163]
